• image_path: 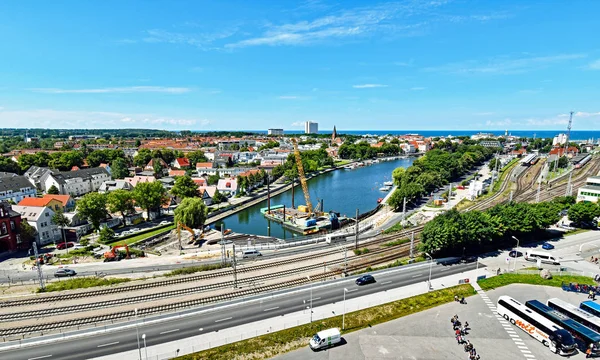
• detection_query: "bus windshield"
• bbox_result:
[555,329,575,346]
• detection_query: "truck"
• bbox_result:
[309,328,341,351]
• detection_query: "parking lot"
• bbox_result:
[273,284,593,360]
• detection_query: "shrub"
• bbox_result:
[165,263,231,277]
[80,238,90,246]
[39,277,130,292]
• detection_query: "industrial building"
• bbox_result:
[305,121,318,134]
[268,128,284,135]
[577,176,600,203]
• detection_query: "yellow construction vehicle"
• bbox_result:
[291,138,313,217]
[177,222,198,247]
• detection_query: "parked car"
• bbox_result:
[509,250,523,258]
[355,274,375,286]
[159,221,170,226]
[56,242,75,250]
[542,243,555,250]
[460,255,477,263]
[54,268,77,277]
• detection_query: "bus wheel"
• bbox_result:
[510,318,516,325]
[503,314,509,320]
[542,340,549,347]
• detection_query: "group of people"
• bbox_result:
[451,315,480,360]
[454,295,467,304]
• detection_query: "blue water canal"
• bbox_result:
[214,158,414,239]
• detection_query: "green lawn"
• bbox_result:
[39,277,130,293]
[478,273,595,291]
[113,224,176,246]
[176,284,474,360]
[564,228,591,237]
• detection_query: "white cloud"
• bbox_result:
[290,121,306,127]
[226,2,446,48]
[587,60,600,70]
[410,87,426,91]
[574,111,600,118]
[424,54,586,75]
[0,108,211,129]
[142,28,237,50]
[353,84,388,89]
[28,86,192,94]
[485,118,513,128]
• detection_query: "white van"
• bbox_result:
[309,328,341,351]
[524,250,560,265]
[242,249,262,259]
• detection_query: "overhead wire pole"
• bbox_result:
[536,181,541,203]
[220,224,225,265]
[354,208,359,250]
[32,242,45,291]
[566,171,574,197]
[401,197,406,223]
[232,244,238,288]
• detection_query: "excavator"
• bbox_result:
[104,244,130,262]
[177,222,200,247]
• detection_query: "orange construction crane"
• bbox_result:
[291,138,313,216]
[104,245,130,261]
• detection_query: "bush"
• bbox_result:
[39,277,130,292]
[478,274,595,291]
[165,263,231,277]
[80,238,90,246]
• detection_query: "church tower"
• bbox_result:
[332,125,337,141]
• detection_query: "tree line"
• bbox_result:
[337,141,401,160]
[388,144,496,208]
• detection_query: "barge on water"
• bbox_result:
[263,205,347,235]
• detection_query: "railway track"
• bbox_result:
[0,247,411,337]
[0,241,414,322]
[465,164,524,211]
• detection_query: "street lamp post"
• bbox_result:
[511,236,520,271]
[134,308,142,360]
[425,253,433,291]
[342,288,348,330]
[307,275,313,323]
[142,334,148,360]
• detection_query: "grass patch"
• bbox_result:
[381,238,410,247]
[165,263,231,277]
[112,224,176,246]
[478,273,596,291]
[175,284,474,360]
[564,228,591,237]
[353,248,371,256]
[382,222,408,234]
[334,160,352,167]
[455,198,474,211]
[39,277,130,293]
[355,255,427,274]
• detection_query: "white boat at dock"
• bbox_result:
[383,181,393,186]
[379,186,392,192]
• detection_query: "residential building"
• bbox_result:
[479,141,502,148]
[470,133,496,141]
[400,143,416,153]
[144,158,168,172]
[268,129,284,136]
[0,175,38,204]
[23,166,55,189]
[43,194,76,212]
[553,133,568,146]
[217,178,238,196]
[98,180,134,193]
[171,157,191,169]
[305,121,318,134]
[18,196,64,213]
[196,162,218,177]
[549,146,579,158]
[168,169,186,177]
[0,202,24,252]
[99,163,112,176]
[198,188,213,206]
[12,205,59,245]
[41,168,111,196]
[123,175,157,187]
[577,176,600,203]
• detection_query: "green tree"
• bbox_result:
[111,157,129,179]
[99,226,115,243]
[236,175,247,195]
[0,156,19,174]
[186,150,208,165]
[557,156,570,169]
[133,181,167,220]
[212,189,226,204]
[20,220,37,245]
[133,149,152,167]
[488,158,499,171]
[47,185,60,195]
[106,190,135,223]
[152,158,163,176]
[171,175,199,198]
[76,192,108,231]
[174,197,208,229]
[207,174,220,185]
[52,209,71,252]
[568,201,600,225]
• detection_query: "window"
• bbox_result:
[10,221,14,231]
[1,223,6,235]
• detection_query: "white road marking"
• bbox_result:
[28,356,52,360]
[199,328,203,331]
[263,307,279,312]
[215,317,233,323]
[380,281,392,285]
[346,289,358,292]
[411,274,422,278]
[313,297,321,300]
[97,342,119,348]
[159,329,179,335]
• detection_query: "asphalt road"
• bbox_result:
[0,261,479,360]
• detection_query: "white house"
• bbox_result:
[0,175,38,204]
[98,180,134,193]
[41,168,111,196]
[12,205,60,245]
[217,178,238,196]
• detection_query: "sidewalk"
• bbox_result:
[91,266,488,360]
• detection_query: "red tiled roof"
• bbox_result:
[196,162,213,169]
[43,195,72,206]
[169,169,186,176]
[18,197,51,207]
[175,158,190,167]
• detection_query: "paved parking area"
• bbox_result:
[273,284,592,360]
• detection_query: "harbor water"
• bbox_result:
[214,157,414,239]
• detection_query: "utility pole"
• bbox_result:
[267,175,271,213]
[232,244,238,288]
[566,171,573,197]
[401,197,406,222]
[354,208,359,250]
[536,182,541,203]
[563,111,574,157]
[410,231,414,259]
[220,224,225,265]
[32,242,45,291]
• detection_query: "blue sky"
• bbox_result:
[0,0,599,131]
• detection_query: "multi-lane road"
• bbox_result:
[0,261,478,360]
